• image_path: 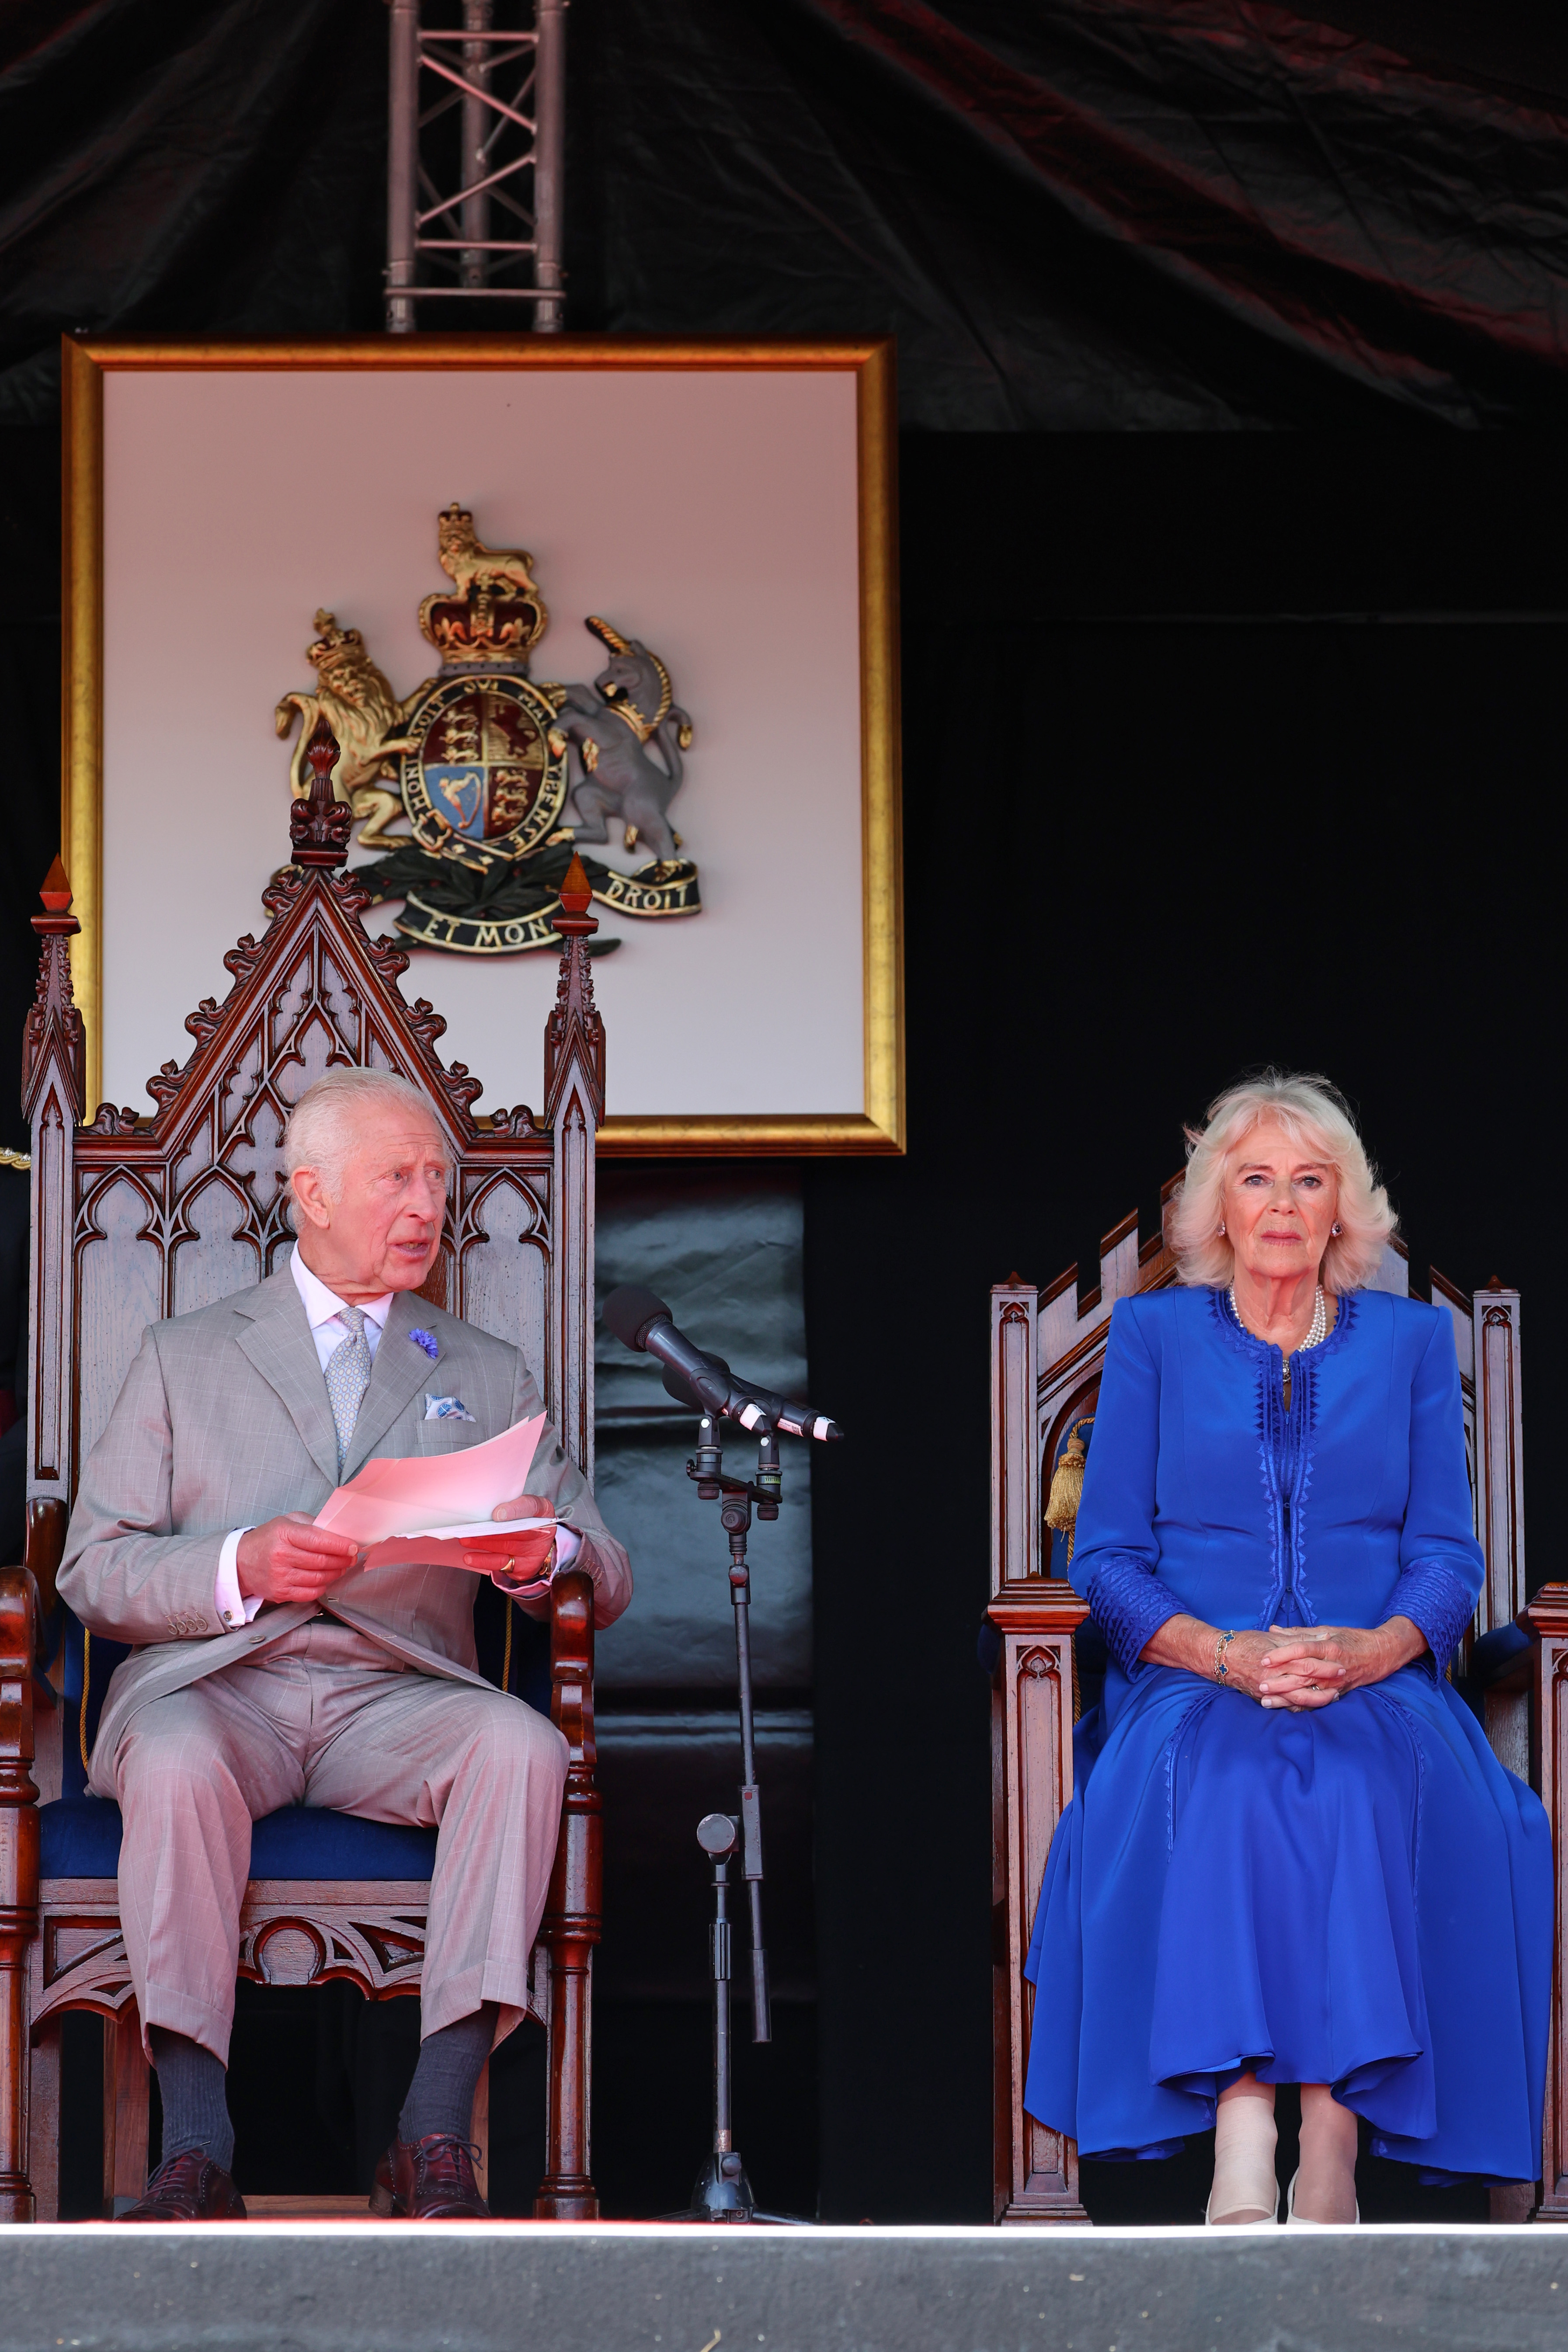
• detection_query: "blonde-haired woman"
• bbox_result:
[1023,1075,1550,2225]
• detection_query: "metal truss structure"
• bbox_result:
[386,0,566,334]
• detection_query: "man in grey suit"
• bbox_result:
[59,1067,631,2221]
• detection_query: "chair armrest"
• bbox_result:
[548,1566,596,1779]
[1471,1619,1534,1697]
[0,1562,41,1868]
[0,1567,38,1761]
[24,1498,68,1624]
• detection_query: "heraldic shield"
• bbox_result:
[275,503,702,956]
[410,676,564,855]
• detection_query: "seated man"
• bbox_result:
[58,1067,631,2222]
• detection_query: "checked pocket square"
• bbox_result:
[425,1394,477,1421]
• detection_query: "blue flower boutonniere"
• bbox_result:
[409,1327,440,1361]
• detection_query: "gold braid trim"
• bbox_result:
[79,1627,91,1775]
[501,1597,514,1695]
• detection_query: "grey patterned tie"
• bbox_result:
[323,1305,372,1475]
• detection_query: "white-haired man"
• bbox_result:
[58,1068,631,2221]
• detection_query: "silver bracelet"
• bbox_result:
[1213,1629,1236,1683]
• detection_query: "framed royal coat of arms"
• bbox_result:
[63,337,902,1153]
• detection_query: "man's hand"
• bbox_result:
[459,1492,557,1588]
[236,1514,364,1606]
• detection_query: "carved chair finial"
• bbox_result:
[544,854,605,1124]
[23,858,85,1121]
[554,851,595,933]
[289,715,353,869]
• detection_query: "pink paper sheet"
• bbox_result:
[314,1412,548,1544]
[356,1517,556,1578]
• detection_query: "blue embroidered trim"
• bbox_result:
[1367,1685,1425,1880]
[1210,1289,1358,1630]
[1084,1554,1183,1675]
[1166,1689,1219,1855]
[408,1327,441,1361]
[1258,1335,1286,1628]
[1208,1283,1359,1369]
[1388,1560,1475,1668]
[1292,1352,1321,1628]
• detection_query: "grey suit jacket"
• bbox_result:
[58,1265,632,1767]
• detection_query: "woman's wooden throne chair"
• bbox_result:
[987,1193,1535,2225]
[0,732,606,2222]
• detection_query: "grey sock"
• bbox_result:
[149,2027,235,2173]
[398,2004,497,2145]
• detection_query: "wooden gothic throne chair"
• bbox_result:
[987,1192,1532,2225]
[0,729,605,2221]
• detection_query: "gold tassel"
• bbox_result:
[1044,1419,1094,1567]
[79,1627,92,1775]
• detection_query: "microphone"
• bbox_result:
[601,1285,844,1442]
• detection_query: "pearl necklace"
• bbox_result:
[1229,1282,1327,1352]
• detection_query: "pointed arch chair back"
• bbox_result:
[0,738,606,2222]
[986,1197,1527,2226]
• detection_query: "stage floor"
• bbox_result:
[1,2222,1565,2352]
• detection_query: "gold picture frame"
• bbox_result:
[61,333,904,1156]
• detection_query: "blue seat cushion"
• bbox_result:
[41,1798,437,1881]
[46,1581,543,1878]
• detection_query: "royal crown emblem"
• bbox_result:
[418,502,549,668]
[275,506,701,955]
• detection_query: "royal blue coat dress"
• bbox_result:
[1023,1285,1551,2182]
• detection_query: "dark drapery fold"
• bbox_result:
[0,0,1565,426]
[580,0,1568,425]
[0,0,387,422]
[805,0,1568,419]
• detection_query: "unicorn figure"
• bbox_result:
[555,617,693,866]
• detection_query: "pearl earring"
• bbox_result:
[1332,1221,1342,1235]
[1218,1220,1226,1235]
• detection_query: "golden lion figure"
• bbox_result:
[275,611,432,850]
[433,501,542,605]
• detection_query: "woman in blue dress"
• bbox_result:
[1023,1073,1551,2227]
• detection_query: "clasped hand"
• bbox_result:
[1222,1620,1421,1711]
[235,1493,557,1606]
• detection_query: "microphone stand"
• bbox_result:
[668,1411,806,2224]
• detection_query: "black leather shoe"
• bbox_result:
[371,2133,490,2219]
[119,2149,247,2220]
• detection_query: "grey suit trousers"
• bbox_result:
[93,1618,569,2064]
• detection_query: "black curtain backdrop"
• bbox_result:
[803,432,1561,2220]
[571,0,1568,427]
[0,0,1565,2222]
[3,0,1568,427]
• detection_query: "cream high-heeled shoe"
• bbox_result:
[1206,2093,1279,2227]
[1284,2168,1359,2227]
[1204,2185,1279,2227]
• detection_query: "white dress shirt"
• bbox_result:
[289,1244,395,1373]
[213,1245,574,1630]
